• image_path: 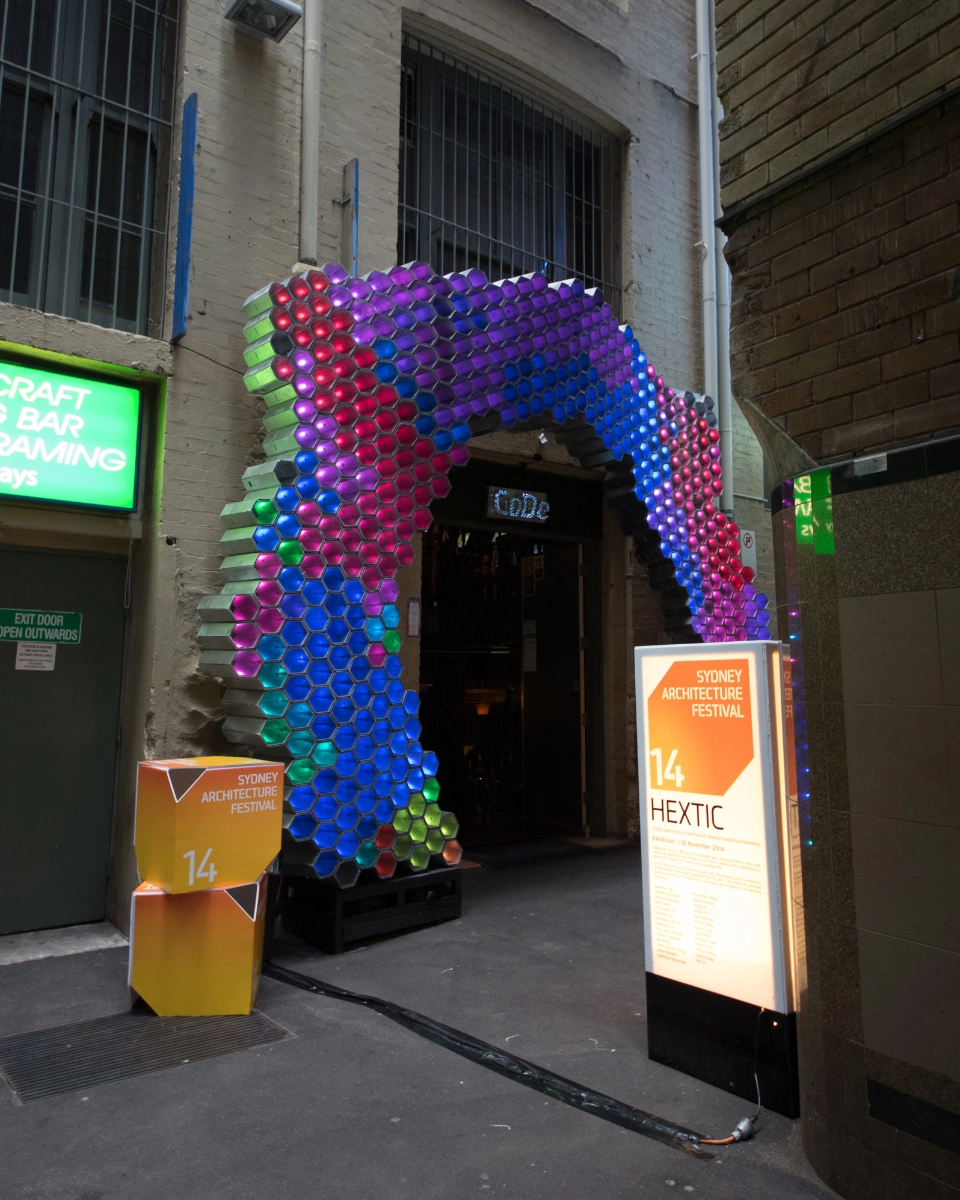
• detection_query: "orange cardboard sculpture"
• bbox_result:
[134,757,283,892]
[129,757,282,1016]
[129,877,268,1017]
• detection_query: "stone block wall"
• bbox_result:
[773,452,960,1199]
[724,98,960,463]
[716,0,960,211]
[717,4,960,1195]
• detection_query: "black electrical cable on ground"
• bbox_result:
[698,1008,765,1146]
[264,960,754,1159]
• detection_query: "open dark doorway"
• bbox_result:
[419,523,586,846]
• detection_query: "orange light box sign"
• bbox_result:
[129,875,267,1017]
[134,757,282,893]
[646,658,754,798]
[635,642,796,1013]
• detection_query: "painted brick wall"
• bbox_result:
[725,99,960,461]
[107,0,785,882]
[138,0,716,845]
[0,0,779,922]
[148,12,305,772]
[317,0,704,387]
[716,0,960,211]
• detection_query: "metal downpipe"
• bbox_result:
[695,0,733,514]
[709,0,734,515]
[299,0,322,264]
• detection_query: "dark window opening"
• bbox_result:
[399,32,622,316]
[0,0,178,335]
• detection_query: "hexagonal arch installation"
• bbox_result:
[197,262,772,886]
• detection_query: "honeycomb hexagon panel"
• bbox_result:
[197,262,771,886]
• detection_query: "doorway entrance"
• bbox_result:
[419,524,588,845]
[0,546,127,934]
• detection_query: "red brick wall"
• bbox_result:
[724,100,960,461]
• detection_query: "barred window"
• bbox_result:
[399,32,622,316]
[0,0,178,336]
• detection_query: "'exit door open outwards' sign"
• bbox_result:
[0,608,82,644]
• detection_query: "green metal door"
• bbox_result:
[0,546,127,934]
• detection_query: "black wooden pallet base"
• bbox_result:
[280,867,462,954]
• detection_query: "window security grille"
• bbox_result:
[0,0,178,336]
[399,33,622,317]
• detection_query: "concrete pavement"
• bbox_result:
[0,846,839,1200]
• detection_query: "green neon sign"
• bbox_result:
[0,359,142,511]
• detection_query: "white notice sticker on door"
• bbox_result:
[15,643,56,671]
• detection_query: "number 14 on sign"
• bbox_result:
[183,848,217,885]
[650,748,684,789]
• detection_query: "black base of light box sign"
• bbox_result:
[645,972,800,1118]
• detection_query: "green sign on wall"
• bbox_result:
[0,360,142,511]
[794,467,835,555]
[0,608,82,643]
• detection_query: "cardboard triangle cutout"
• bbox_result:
[226,883,259,920]
[167,767,206,802]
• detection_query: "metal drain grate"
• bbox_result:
[0,1009,293,1101]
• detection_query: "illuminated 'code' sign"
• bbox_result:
[486,486,550,522]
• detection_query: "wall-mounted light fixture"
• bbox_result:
[225,0,302,41]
